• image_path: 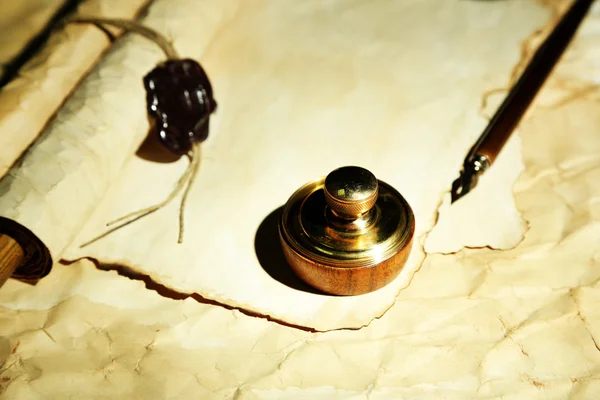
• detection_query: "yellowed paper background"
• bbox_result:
[0,0,65,76]
[2,0,600,398]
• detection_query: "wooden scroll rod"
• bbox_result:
[0,233,25,287]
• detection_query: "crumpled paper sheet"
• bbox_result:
[0,0,150,177]
[2,15,600,395]
[60,0,550,331]
[425,133,527,254]
[3,0,600,397]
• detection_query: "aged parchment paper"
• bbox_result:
[2,0,600,397]
[425,134,527,254]
[0,0,65,77]
[60,0,550,330]
[0,0,66,78]
[0,0,150,177]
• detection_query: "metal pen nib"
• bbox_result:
[450,155,490,203]
[450,171,471,204]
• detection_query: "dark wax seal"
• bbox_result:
[144,58,217,155]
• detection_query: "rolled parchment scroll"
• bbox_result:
[0,0,65,77]
[0,0,237,285]
[0,0,151,286]
[0,0,151,177]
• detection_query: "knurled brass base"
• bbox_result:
[279,225,413,295]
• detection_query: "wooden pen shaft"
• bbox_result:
[472,0,594,164]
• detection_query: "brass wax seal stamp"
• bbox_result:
[279,166,415,295]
